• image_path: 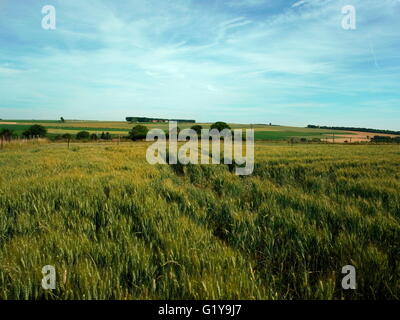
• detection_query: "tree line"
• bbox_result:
[370,136,400,143]
[0,122,232,142]
[128,122,231,140]
[307,125,400,135]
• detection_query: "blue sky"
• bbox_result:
[0,0,399,129]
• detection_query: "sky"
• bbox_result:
[0,0,399,129]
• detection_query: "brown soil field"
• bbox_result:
[325,131,398,143]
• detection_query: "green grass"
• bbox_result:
[0,124,33,135]
[0,141,399,300]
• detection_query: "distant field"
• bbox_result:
[254,130,349,141]
[0,124,33,136]
[1,120,354,141]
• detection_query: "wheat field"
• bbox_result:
[0,141,399,299]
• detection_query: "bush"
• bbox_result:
[289,137,300,144]
[62,133,72,140]
[371,136,400,143]
[191,125,203,136]
[22,125,47,138]
[165,126,181,140]
[76,131,90,140]
[100,132,112,140]
[0,129,14,141]
[210,122,231,132]
[129,125,149,141]
[90,133,98,141]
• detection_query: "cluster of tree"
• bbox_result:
[126,117,195,123]
[55,131,113,141]
[56,133,72,140]
[0,125,48,141]
[307,125,400,135]
[370,135,400,143]
[128,122,232,141]
[190,122,231,136]
[0,128,16,141]
[210,122,231,132]
[2,122,234,142]
[191,125,202,135]
[99,132,112,140]
[289,137,321,144]
[75,131,90,140]
[129,125,149,141]
[22,125,48,138]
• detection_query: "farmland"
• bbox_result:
[0,141,399,299]
[0,120,354,141]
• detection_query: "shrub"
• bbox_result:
[76,131,90,140]
[371,136,400,143]
[100,132,112,140]
[289,137,300,144]
[210,122,231,132]
[0,129,14,141]
[22,125,47,138]
[129,125,149,141]
[191,125,203,136]
[90,133,98,141]
[165,126,181,140]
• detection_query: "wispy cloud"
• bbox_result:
[292,1,307,8]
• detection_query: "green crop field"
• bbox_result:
[0,141,399,300]
[253,130,348,141]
